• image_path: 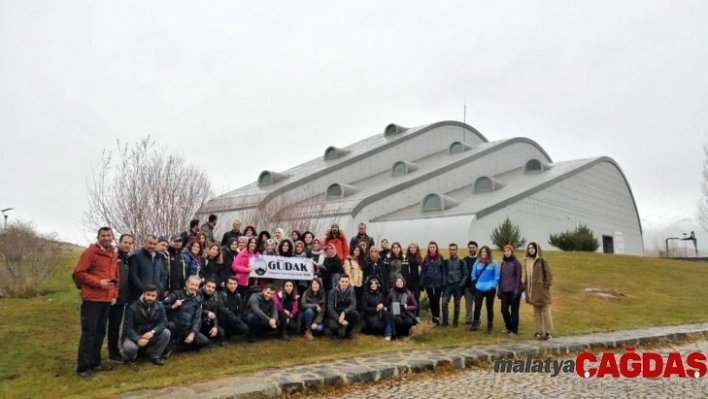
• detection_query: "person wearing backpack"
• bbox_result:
[470,246,500,334]
[73,227,119,378]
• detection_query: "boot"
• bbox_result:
[487,322,494,334]
[304,330,314,340]
[441,306,449,327]
[470,320,480,331]
[453,304,460,327]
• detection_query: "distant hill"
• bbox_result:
[642,217,705,256]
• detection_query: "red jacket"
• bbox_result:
[323,234,349,263]
[74,244,119,302]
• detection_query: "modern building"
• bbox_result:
[198,121,644,255]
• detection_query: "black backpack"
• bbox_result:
[244,285,262,303]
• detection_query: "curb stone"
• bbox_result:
[119,323,708,399]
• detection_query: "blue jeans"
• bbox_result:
[303,308,324,332]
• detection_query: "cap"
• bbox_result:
[157,236,168,243]
[170,234,183,241]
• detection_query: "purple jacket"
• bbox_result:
[498,257,522,295]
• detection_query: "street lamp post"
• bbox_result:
[1,208,13,231]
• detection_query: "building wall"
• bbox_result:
[367,215,474,249]
[466,161,644,255]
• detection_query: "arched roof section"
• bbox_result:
[258,170,287,187]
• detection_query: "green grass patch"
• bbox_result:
[1,250,707,398]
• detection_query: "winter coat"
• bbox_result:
[362,288,387,318]
[401,256,420,291]
[221,230,242,246]
[201,222,215,243]
[420,255,444,289]
[73,244,119,303]
[232,250,258,287]
[246,292,278,323]
[386,287,419,320]
[472,259,500,293]
[323,234,349,263]
[201,290,224,327]
[443,256,468,288]
[220,289,245,320]
[221,242,238,279]
[181,248,203,278]
[384,255,404,289]
[364,258,389,291]
[300,288,326,324]
[164,289,202,335]
[166,247,187,292]
[201,257,226,285]
[128,249,166,300]
[274,291,300,319]
[319,255,344,293]
[463,256,477,288]
[327,284,357,318]
[349,233,375,253]
[122,297,168,343]
[116,250,131,305]
[343,257,364,287]
[522,246,553,306]
[498,257,523,295]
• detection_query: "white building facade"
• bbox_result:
[199,121,644,255]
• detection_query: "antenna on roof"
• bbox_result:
[462,103,466,144]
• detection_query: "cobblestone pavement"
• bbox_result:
[311,340,708,399]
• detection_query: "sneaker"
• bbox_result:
[281,333,291,341]
[470,321,480,332]
[77,370,93,378]
[304,330,314,341]
[161,349,172,359]
[384,336,391,341]
[126,359,138,367]
[452,321,459,327]
[109,355,126,364]
[534,332,543,340]
[440,321,449,327]
[464,321,472,325]
[344,332,353,340]
[432,317,440,326]
[509,332,518,337]
[92,363,114,372]
[501,329,511,334]
[150,357,166,366]
[545,333,553,341]
[487,328,493,334]
[416,317,421,324]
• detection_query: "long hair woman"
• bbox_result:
[470,245,500,334]
[420,241,444,325]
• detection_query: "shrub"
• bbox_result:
[548,225,600,252]
[490,217,526,250]
[0,221,62,298]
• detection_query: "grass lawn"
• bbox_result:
[1,249,707,398]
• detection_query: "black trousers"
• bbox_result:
[278,310,299,334]
[425,287,442,319]
[107,303,126,358]
[167,321,210,350]
[363,311,391,335]
[224,316,250,337]
[200,321,225,342]
[499,292,521,333]
[473,289,496,325]
[393,313,417,337]
[328,310,360,336]
[245,313,279,338]
[77,301,111,372]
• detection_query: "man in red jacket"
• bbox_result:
[73,227,119,378]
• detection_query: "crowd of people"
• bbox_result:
[72,216,554,378]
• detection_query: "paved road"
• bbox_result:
[311,340,708,399]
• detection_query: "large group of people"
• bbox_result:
[72,217,554,378]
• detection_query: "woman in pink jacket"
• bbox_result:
[232,237,260,298]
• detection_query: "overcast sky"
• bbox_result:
[1,1,706,245]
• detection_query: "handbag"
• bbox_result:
[471,263,489,288]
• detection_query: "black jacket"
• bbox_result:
[116,250,131,305]
[222,244,238,279]
[327,285,357,318]
[362,289,387,318]
[166,247,187,292]
[201,258,226,285]
[401,257,420,291]
[443,256,468,287]
[200,289,223,328]
[122,297,168,343]
[221,289,245,321]
[349,233,374,253]
[246,292,278,323]
[164,289,202,335]
[129,249,165,300]
[463,256,477,288]
[364,259,389,292]
[319,255,344,293]
[221,230,241,246]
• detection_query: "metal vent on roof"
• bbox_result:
[326,183,357,199]
[449,141,472,154]
[525,159,552,172]
[421,193,458,212]
[384,123,408,136]
[391,161,420,176]
[258,170,287,187]
[324,146,348,161]
[474,176,505,193]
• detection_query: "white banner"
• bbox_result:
[248,255,315,281]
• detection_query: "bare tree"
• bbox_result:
[699,137,708,232]
[83,136,213,243]
[0,220,62,298]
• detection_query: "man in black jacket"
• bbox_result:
[441,243,468,327]
[221,220,242,246]
[462,241,478,325]
[327,274,359,339]
[122,284,170,366]
[108,234,134,363]
[221,277,249,338]
[166,235,186,293]
[349,222,375,253]
[129,236,165,302]
[164,275,209,351]
[180,219,200,249]
[200,279,226,345]
[245,285,278,341]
